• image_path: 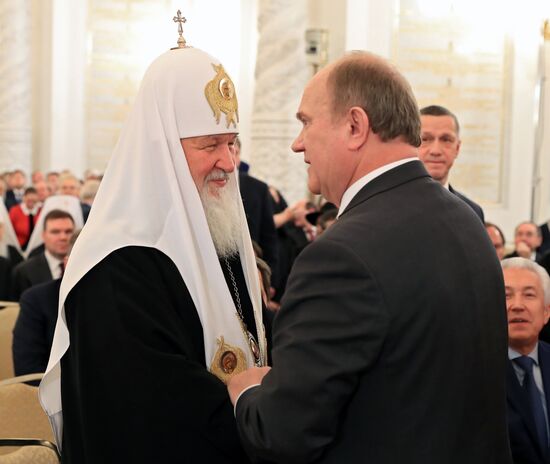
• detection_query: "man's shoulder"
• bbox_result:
[20,278,61,304]
[448,185,484,221]
[539,340,550,357]
[14,253,46,274]
[239,173,268,192]
[8,204,23,216]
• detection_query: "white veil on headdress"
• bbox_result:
[0,201,21,258]
[39,47,266,447]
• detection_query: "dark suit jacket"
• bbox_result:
[4,189,20,211]
[235,161,511,463]
[11,252,53,300]
[12,279,60,380]
[238,173,278,279]
[81,202,91,223]
[0,246,23,300]
[449,184,484,222]
[538,223,550,256]
[504,250,546,263]
[507,342,550,464]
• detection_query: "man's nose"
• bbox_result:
[291,133,304,153]
[509,295,526,310]
[428,141,442,154]
[217,147,235,172]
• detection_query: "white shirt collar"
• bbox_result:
[337,158,418,218]
[509,344,539,365]
[44,249,64,280]
[20,203,40,216]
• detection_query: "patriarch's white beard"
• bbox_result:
[200,169,242,258]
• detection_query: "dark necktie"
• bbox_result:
[59,261,65,278]
[23,213,34,250]
[515,355,549,451]
[28,213,34,235]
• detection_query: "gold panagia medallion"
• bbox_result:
[209,336,247,384]
[204,64,239,129]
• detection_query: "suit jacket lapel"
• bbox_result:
[339,160,430,219]
[538,343,550,459]
[507,359,546,460]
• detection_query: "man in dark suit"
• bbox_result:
[539,221,550,256]
[59,174,91,222]
[233,138,278,279]
[11,209,74,300]
[228,52,511,463]
[12,279,60,379]
[503,257,550,464]
[4,169,27,212]
[418,105,484,222]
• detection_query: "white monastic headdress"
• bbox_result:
[0,201,21,258]
[39,46,266,448]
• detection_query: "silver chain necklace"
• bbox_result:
[223,257,262,367]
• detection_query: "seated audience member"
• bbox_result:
[0,219,23,266]
[32,170,44,184]
[11,209,74,300]
[46,171,59,194]
[34,180,51,205]
[59,174,91,222]
[503,257,550,464]
[80,179,100,206]
[0,221,23,299]
[540,220,550,256]
[505,221,544,262]
[9,187,40,250]
[12,231,79,382]
[25,194,85,257]
[485,222,506,260]
[5,169,27,211]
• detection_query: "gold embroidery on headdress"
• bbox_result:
[204,64,239,129]
[209,336,247,384]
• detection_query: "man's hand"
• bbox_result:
[228,366,271,405]
[516,241,531,258]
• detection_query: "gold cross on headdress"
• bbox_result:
[172,10,187,49]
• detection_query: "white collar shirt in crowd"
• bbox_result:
[20,203,40,216]
[44,250,64,279]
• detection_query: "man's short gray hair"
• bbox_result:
[501,257,550,305]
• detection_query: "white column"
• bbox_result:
[0,0,33,173]
[47,0,87,174]
[249,0,311,204]
[533,37,550,224]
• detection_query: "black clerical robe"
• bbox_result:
[60,246,259,463]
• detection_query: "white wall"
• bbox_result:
[344,0,549,242]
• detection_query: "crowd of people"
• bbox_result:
[1,24,550,463]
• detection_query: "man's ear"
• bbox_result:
[543,303,550,325]
[455,139,462,157]
[347,106,369,151]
